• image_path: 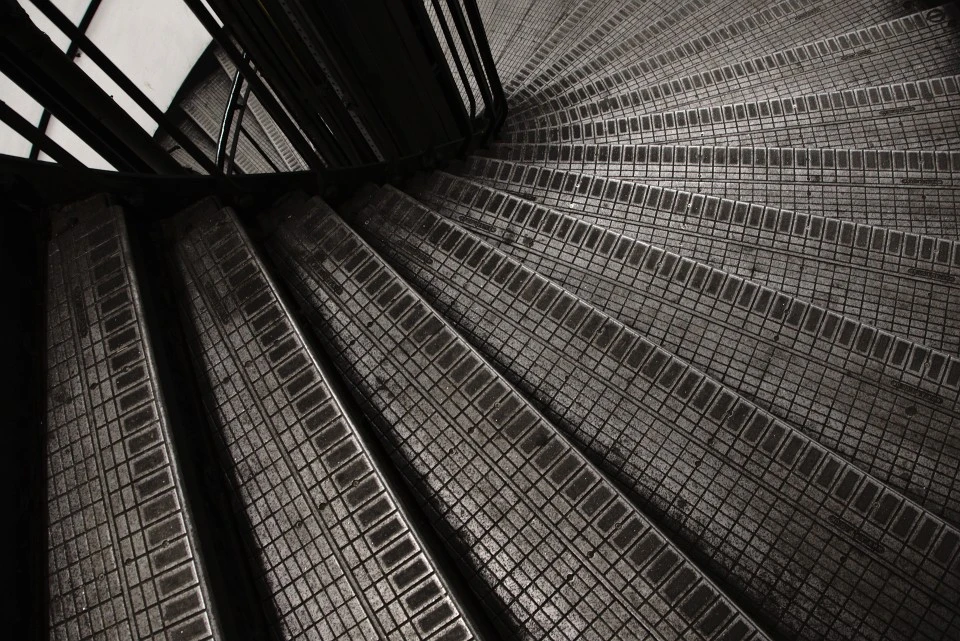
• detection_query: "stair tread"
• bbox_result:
[504,75,960,151]
[407,172,960,522]
[514,0,737,105]
[513,5,960,125]
[482,142,960,236]
[264,195,772,641]
[514,0,750,104]
[516,0,939,112]
[353,183,960,641]
[454,157,960,353]
[503,0,621,95]
[45,200,222,641]
[168,202,482,641]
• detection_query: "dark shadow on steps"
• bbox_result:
[124,206,284,641]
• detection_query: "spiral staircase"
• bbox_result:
[7,0,960,639]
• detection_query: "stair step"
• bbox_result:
[481,143,960,237]
[263,195,771,641]
[515,0,935,114]
[512,0,717,105]
[351,184,960,641]
[156,118,218,174]
[503,0,620,96]
[45,199,223,641]
[511,5,960,126]
[477,0,578,90]
[166,201,484,640]
[455,157,960,353]
[503,75,960,150]
[408,173,960,522]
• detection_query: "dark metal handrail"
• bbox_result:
[216,52,248,172]
[197,0,507,177]
[27,0,101,162]
[180,0,325,169]
[0,100,82,168]
[1,0,506,185]
[24,0,219,174]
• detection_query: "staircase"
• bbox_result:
[30,1,960,640]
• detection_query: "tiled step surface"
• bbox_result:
[481,143,960,237]
[455,157,960,354]
[503,76,960,151]
[511,0,730,105]
[168,201,482,641]
[514,0,913,111]
[503,0,619,95]
[476,0,577,90]
[45,200,222,641]
[263,195,771,641]
[409,174,960,522]
[350,185,960,641]
[512,5,960,126]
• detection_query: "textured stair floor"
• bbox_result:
[475,0,576,89]
[349,185,960,641]
[407,175,960,521]
[480,144,960,237]
[167,202,482,641]
[502,77,960,151]
[510,5,960,125]
[503,0,622,95]
[45,199,222,641]
[513,0,916,109]
[512,0,801,105]
[509,0,730,103]
[264,195,772,641]
[451,158,960,354]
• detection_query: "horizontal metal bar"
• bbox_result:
[0,99,83,168]
[28,0,102,162]
[25,0,219,174]
[0,128,486,214]
[180,0,324,169]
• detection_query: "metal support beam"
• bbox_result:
[0,100,83,168]
[28,0,102,162]
[180,0,325,169]
[24,0,220,174]
[0,0,181,173]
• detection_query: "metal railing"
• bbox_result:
[0,0,506,187]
